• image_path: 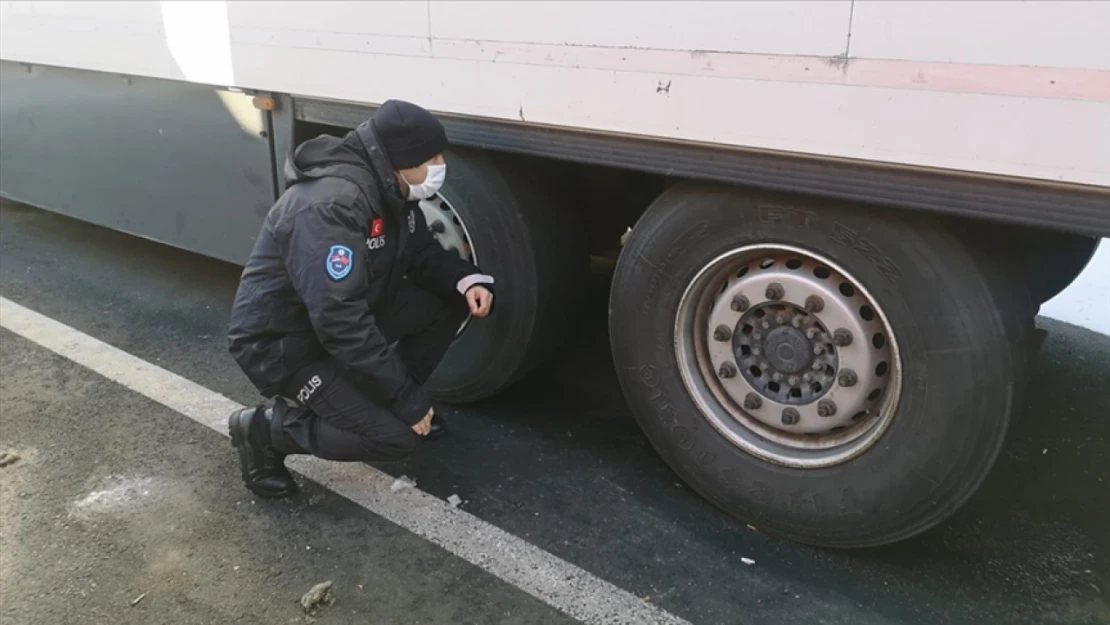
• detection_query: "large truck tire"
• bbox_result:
[609,182,1033,548]
[423,147,588,402]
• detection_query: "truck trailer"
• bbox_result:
[1,0,1107,548]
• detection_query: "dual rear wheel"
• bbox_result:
[424,148,1037,548]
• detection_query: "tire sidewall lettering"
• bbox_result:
[759,203,904,285]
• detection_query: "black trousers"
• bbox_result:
[275,282,467,462]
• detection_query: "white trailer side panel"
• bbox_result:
[2,0,1108,186]
[850,1,1109,69]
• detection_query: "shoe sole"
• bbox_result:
[228,409,297,499]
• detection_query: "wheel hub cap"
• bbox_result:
[762,325,812,373]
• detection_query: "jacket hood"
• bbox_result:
[281,121,404,210]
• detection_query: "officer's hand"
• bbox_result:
[412,408,434,436]
[466,286,493,318]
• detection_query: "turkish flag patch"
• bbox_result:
[370,218,384,238]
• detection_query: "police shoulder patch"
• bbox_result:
[325,244,354,280]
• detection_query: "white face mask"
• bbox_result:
[403,163,446,201]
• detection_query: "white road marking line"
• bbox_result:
[0,296,692,625]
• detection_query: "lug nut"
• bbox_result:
[804,295,825,313]
[761,320,771,330]
[833,329,853,346]
[751,346,762,356]
[787,376,800,387]
[814,344,827,356]
[772,372,785,383]
[718,362,737,379]
[430,220,446,234]
[817,399,837,418]
[730,295,750,312]
[838,369,858,387]
[765,283,785,301]
[776,313,789,325]
[781,408,800,426]
[752,331,763,340]
[714,325,732,341]
[744,393,762,410]
[791,316,803,328]
[812,360,824,371]
[803,372,814,383]
[806,327,821,340]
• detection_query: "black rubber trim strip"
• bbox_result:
[294,97,1110,238]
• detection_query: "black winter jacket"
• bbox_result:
[228,120,481,425]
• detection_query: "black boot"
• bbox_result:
[228,406,298,498]
[426,413,448,440]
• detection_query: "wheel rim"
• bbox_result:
[420,194,479,334]
[674,244,903,469]
[420,194,478,266]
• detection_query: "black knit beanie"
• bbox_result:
[372,100,448,170]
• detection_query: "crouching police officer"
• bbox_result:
[226,100,494,498]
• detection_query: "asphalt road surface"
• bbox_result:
[1,199,1107,625]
